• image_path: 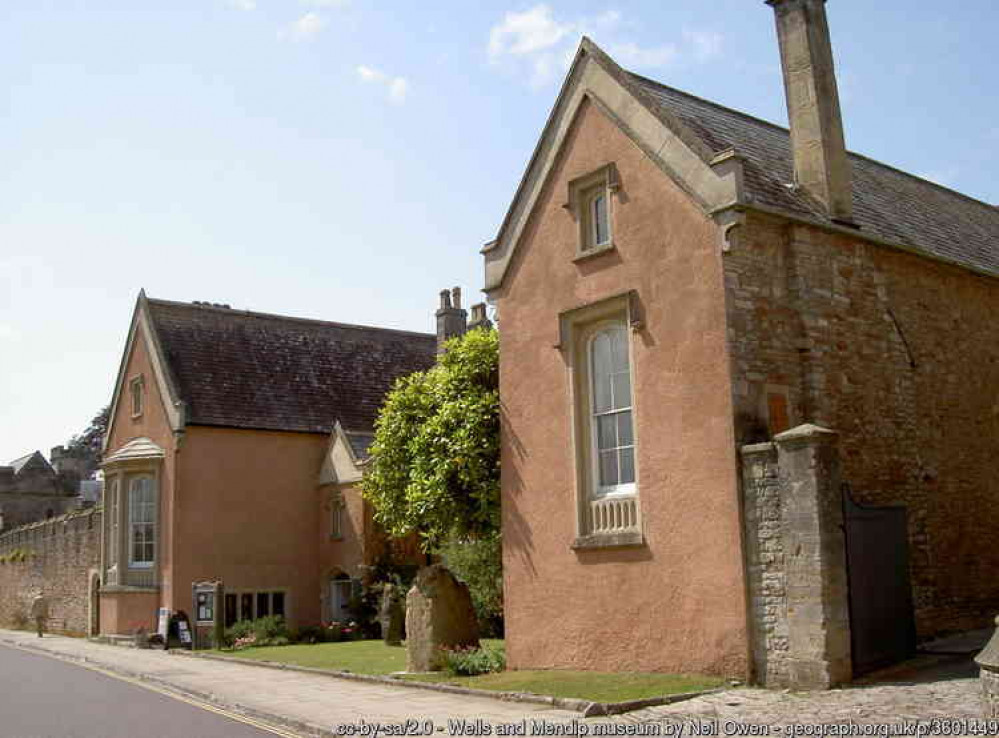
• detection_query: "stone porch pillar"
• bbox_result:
[774,423,852,688]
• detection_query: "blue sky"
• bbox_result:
[1,0,996,464]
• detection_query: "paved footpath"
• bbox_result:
[623,655,989,736]
[0,629,991,737]
[0,629,578,736]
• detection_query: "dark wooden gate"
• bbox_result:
[842,485,917,676]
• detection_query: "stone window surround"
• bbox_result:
[564,162,621,261]
[557,291,645,550]
[102,460,160,588]
[587,323,637,498]
[129,375,145,418]
[328,491,345,540]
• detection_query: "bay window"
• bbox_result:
[128,475,156,568]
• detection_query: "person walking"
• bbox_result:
[30,594,48,638]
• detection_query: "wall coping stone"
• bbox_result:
[740,442,777,456]
[773,424,839,445]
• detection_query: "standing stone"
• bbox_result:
[380,583,405,646]
[405,565,479,672]
[975,616,999,719]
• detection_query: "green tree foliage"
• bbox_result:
[362,327,499,550]
[436,531,504,636]
[67,405,110,464]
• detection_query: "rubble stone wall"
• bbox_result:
[0,508,101,635]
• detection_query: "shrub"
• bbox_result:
[436,532,503,637]
[440,643,506,676]
[362,327,500,550]
[224,616,290,649]
[252,615,289,644]
[292,625,325,644]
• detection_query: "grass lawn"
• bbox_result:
[219,639,722,703]
[219,639,414,675]
[402,671,724,704]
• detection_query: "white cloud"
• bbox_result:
[488,5,716,89]
[278,12,326,41]
[357,66,409,105]
[226,0,256,10]
[488,5,570,59]
[683,29,723,62]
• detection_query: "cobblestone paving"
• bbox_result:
[621,656,989,736]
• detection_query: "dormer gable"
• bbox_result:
[318,421,373,487]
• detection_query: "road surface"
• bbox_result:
[0,642,289,738]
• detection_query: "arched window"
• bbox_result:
[128,476,156,568]
[587,189,610,248]
[329,492,344,539]
[588,323,635,497]
[329,573,353,623]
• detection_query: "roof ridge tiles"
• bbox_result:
[145,297,435,341]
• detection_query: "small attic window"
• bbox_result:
[566,163,620,259]
[329,492,345,539]
[584,186,610,249]
[130,376,145,418]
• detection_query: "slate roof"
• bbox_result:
[344,431,375,462]
[146,298,436,434]
[628,73,999,278]
[7,452,52,476]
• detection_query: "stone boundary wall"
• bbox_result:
[741,440,789,685]
[741,425,851,689]
[0,507,101,635]
[725,215,999,638]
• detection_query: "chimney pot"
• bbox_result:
[468,303,493,332]
[435,286,468,354]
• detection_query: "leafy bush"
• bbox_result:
[291,620,363,644]
[441,643,506,676]
[363,327,500,550]
[436,532,503,637]
[291,625,325,644]
[252,615,289,644]
[224,616,290,649]
[0,548,32,565]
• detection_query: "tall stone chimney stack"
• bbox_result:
[435,286,467,354]
[767,0,853,223]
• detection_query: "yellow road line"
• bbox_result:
[6,642,302,738]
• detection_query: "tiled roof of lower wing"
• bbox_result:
[629,73,999,278]
[147,299,436,434]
